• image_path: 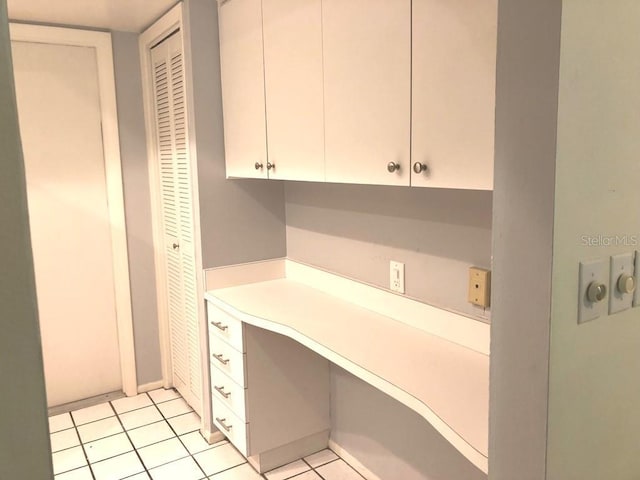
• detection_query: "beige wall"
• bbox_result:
[0,0,52,477]
[547,1,640,478]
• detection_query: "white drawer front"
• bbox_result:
[213,397,249,456]
[207,301,245,352]
[210,366,247,422]
[210,335,247,387]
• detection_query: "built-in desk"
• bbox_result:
[204,260,490,474]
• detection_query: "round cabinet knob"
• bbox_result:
[267,162,275,171]
[387,162,400,173]
[587,281,607,303]
[413,162,428,174]
[617,274,636,294]
[254,162,263,170]
[172,243,179,250]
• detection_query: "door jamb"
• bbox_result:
[9,23,138,397]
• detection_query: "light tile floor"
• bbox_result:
[49,389,366,480]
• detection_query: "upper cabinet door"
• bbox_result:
[411,0,497,190]
[323,0,411,186]
[219,0,268,179]
[263,0,324,181]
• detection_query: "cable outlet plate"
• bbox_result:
[390,261,405,294]
[578,258,608,324]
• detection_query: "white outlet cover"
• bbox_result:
[389,261,405,294]
[578,258,608,324]
[609,253,634,315]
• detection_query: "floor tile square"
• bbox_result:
[167,411,200,435]
[194,442,245,476]
[180,431,223,455]
[304,449,339,468]
[148,388,180,404]
[128,420,175,449]
[315,459,362,480]
[50,428,80,452]
[84,432,133,464]
[49,413,74,433]
[156,397,192,418]
[138,437,189,470]
[54,465,93,480]
[111,394,153,414]
[285,471,322,480]
[71,402,114,426]
[119,405,163,430]
[265,459,310,480]
[124,473,151,480]
[52,446,86,475]
[91,451,145,480]
[77,416,123,443]
[149,456,206,480]
[209,463,263,480]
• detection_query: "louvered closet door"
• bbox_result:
[151,32,202,415]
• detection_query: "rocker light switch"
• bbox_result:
[578,258,609,324]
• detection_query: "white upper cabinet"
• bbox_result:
[322,0,411,186]
[411,0,497,190]
[218,0,268,179]
[262,0,325,181]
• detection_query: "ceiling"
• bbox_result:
[7,0,178,32]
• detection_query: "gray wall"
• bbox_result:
[547,2,640,478]
[331,366,486,480]
[285,182,492,320]
[184,0,286,270]
[488,0,562,479]
[0,0,53,477]
[111,31,162,386]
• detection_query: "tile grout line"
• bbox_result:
[106,393,154,479]
[69,410,98,480]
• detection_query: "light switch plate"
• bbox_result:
[578,258,609,324]
[609,253,635,315]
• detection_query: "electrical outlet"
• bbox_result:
[468,267,490,308]
[390,261,405,294]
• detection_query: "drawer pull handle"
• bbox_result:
[212,353,230,365]
[216,417,233,432]
[210,321,228,332]
[214,385,231,399]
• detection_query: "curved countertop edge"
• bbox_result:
[205,292,489,474]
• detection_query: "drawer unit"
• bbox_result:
[207,302,245,352]
[209,334,247,387]
[213,396,249,456]
[210,365,248,422]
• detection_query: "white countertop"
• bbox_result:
[205,275,489,472]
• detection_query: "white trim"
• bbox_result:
[328,440,382,480]
[137,381,164,394]
[10,23,138,397]
[139,3,184,392]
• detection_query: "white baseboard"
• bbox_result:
[137,380,164,393]
[202,428,226,445]
[328,440,381,480]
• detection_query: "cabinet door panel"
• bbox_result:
[411,0,497,189]
[263,0,324,181]
[323,0,411,186]
[219,0,268,179]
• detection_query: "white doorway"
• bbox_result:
[10,24,137,407]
